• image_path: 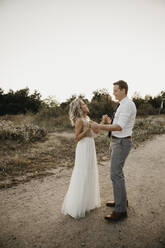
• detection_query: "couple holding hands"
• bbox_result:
[61,80,137,222]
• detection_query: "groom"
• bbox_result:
[91,80,137,221]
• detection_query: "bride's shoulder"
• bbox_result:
[75,118,83,126]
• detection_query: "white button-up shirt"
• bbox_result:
[112,96,137,138]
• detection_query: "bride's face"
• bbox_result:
[81,101,89,114]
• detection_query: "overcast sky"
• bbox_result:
[0,0,165,103]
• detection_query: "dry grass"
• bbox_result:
[0,120,47,142]
[132,116,165,148]
[0,113,35,125]
[0,114,165,189]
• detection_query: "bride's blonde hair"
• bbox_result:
[69,98,84,126]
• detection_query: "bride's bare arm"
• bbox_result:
[75,118,91,142]
[90,115,112,134]
[90,116,109,134]
[89,120,100,134]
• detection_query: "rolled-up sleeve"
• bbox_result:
[116,104,132,129]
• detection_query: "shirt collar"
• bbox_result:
[119,96,128,104]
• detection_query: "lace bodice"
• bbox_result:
[81,116,93,137]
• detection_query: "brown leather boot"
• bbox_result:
[106,201,115,207]
[106,200,128,208]
[105,211,127,221]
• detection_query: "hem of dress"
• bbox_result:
[61,203,101,219]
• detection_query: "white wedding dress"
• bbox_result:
[61,116,101,218]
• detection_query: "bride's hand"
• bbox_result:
[101,115,107,124]
[101,115,112,124]
[106,116,112,124]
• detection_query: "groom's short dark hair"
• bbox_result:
[113,80,128,94]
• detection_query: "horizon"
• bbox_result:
[0,85,164,104]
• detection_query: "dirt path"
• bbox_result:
[0,135,165,248]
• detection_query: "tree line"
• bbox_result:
[0,88,41,115]
[0,87,165,119]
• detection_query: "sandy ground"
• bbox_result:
[0,134,165,248]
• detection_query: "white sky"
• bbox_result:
[0,0,165,103]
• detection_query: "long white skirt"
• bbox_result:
[61,137,101,218]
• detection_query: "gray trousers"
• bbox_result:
[110,137,131,212]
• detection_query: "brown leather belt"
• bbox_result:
[111,136,131,139]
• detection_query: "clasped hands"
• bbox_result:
[89,115,112,133]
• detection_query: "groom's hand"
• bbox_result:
[106,116,112,124]
[101,115,112,124]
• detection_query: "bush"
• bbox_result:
[0,120,47,142]
[132,118,165,147]
[137,103,157,116]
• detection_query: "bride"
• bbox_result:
[61,98,101,218]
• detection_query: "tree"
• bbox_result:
[89,89,114,120]
[137,103,156,116]
[132,91,145,109]
[0,87,42,115]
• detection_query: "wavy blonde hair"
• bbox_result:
[69,98,84,126]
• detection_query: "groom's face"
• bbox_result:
[113,85,126,101]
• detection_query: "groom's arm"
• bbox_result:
[99,123,122,131]
[90,116,111,134]
[91,122,122,132]
[91,114,122,132]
